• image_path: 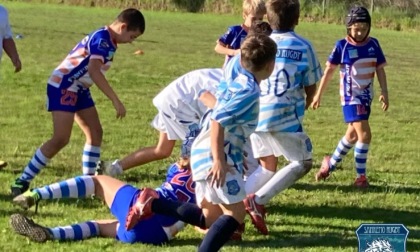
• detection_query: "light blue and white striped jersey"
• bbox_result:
[191,69,260,181]
[257,31,322,133]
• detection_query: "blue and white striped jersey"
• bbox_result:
[257,31,322,133]
[191,69,260,181]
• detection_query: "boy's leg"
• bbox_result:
[120,131,176,170]
[10,213,114,242]
[198,202,245,252]
[11,111,74,196]
[197,175,246,252]
[13,175,126,210]
[0,160,7,169]
[316,126,356,181]
[75,106,102,176]
[351,120,371,187]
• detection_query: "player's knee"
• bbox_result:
[155,148,172,159]
[291,160,312,175]
[50,136,70,149]
[303,160,313,174]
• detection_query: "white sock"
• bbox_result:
[255,161,307,205]
[245,165,275,194]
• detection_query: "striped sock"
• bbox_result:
[330,137,354,171]
[354,142,369,177]
[19,148,50,182]
[34,176,95,200]
[82,144,100,175]
[48,221,99,241]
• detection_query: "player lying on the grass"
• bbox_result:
[97,68,223,177]
[124,34,277,252]
[10,142,196,245]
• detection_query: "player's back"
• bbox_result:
[261,31,321,99]
[153,68,222,119]
[255,31,321,133]
[156,163,195,204]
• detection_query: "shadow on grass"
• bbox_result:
[292,182,420,195]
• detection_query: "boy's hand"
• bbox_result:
[207,160,231,188]
[12,57,22,73]
[113,99,126,119]
[310,95,321,110]
[379,92,389,111]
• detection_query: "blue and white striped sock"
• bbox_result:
[82,144,100,175]
[19,148,50,182]
[34,176,95,200]
[354,142,369,177]
[330,137,354,170]
[48,221,99,241]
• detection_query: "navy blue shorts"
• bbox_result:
[46,85,95,112]
[110,185,169,245]
[342,104,371,123]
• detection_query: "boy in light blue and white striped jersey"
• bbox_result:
[243,0,323,235]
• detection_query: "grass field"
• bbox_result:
[1,2,420,252]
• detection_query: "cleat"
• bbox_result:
[315,156,332,181]
[13,190,40,212]
[243,194,268,235]
[354,175,369,188]
[230,222,245,241]
[10,213,53,243]
[125,188,159,231]
[95,160,122,177]
[11,179,30,198]
[0,160,7,169]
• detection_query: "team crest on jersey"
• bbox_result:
[368,47,376,56]
[349,49,358,59]
[226,179,240,195]
[356,224,409,252]
[106,51,115,61]
[222,90,233,101]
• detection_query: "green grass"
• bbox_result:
[1,2,420,252]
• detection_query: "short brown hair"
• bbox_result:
[266,0,300,30]
[240,34,277,73]
[117,8,146,33]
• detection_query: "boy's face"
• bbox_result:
[116,24,142,44]
[243,11,264,28]
[348,22,370,42]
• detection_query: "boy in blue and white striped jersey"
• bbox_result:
[243,0,323,235]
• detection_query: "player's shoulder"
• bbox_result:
[226,24,242,32]
[285,32,318,50]
[333,38,348,48]
[368,37,382,46]
[88,27,111,41]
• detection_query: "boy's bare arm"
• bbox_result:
[88,59,126,118]
[311,64,337,109]
[3,38,21,72]
[199,90,217,109]
[376,67,389,111]
[304,84,317,110]
[214,42,240,57]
